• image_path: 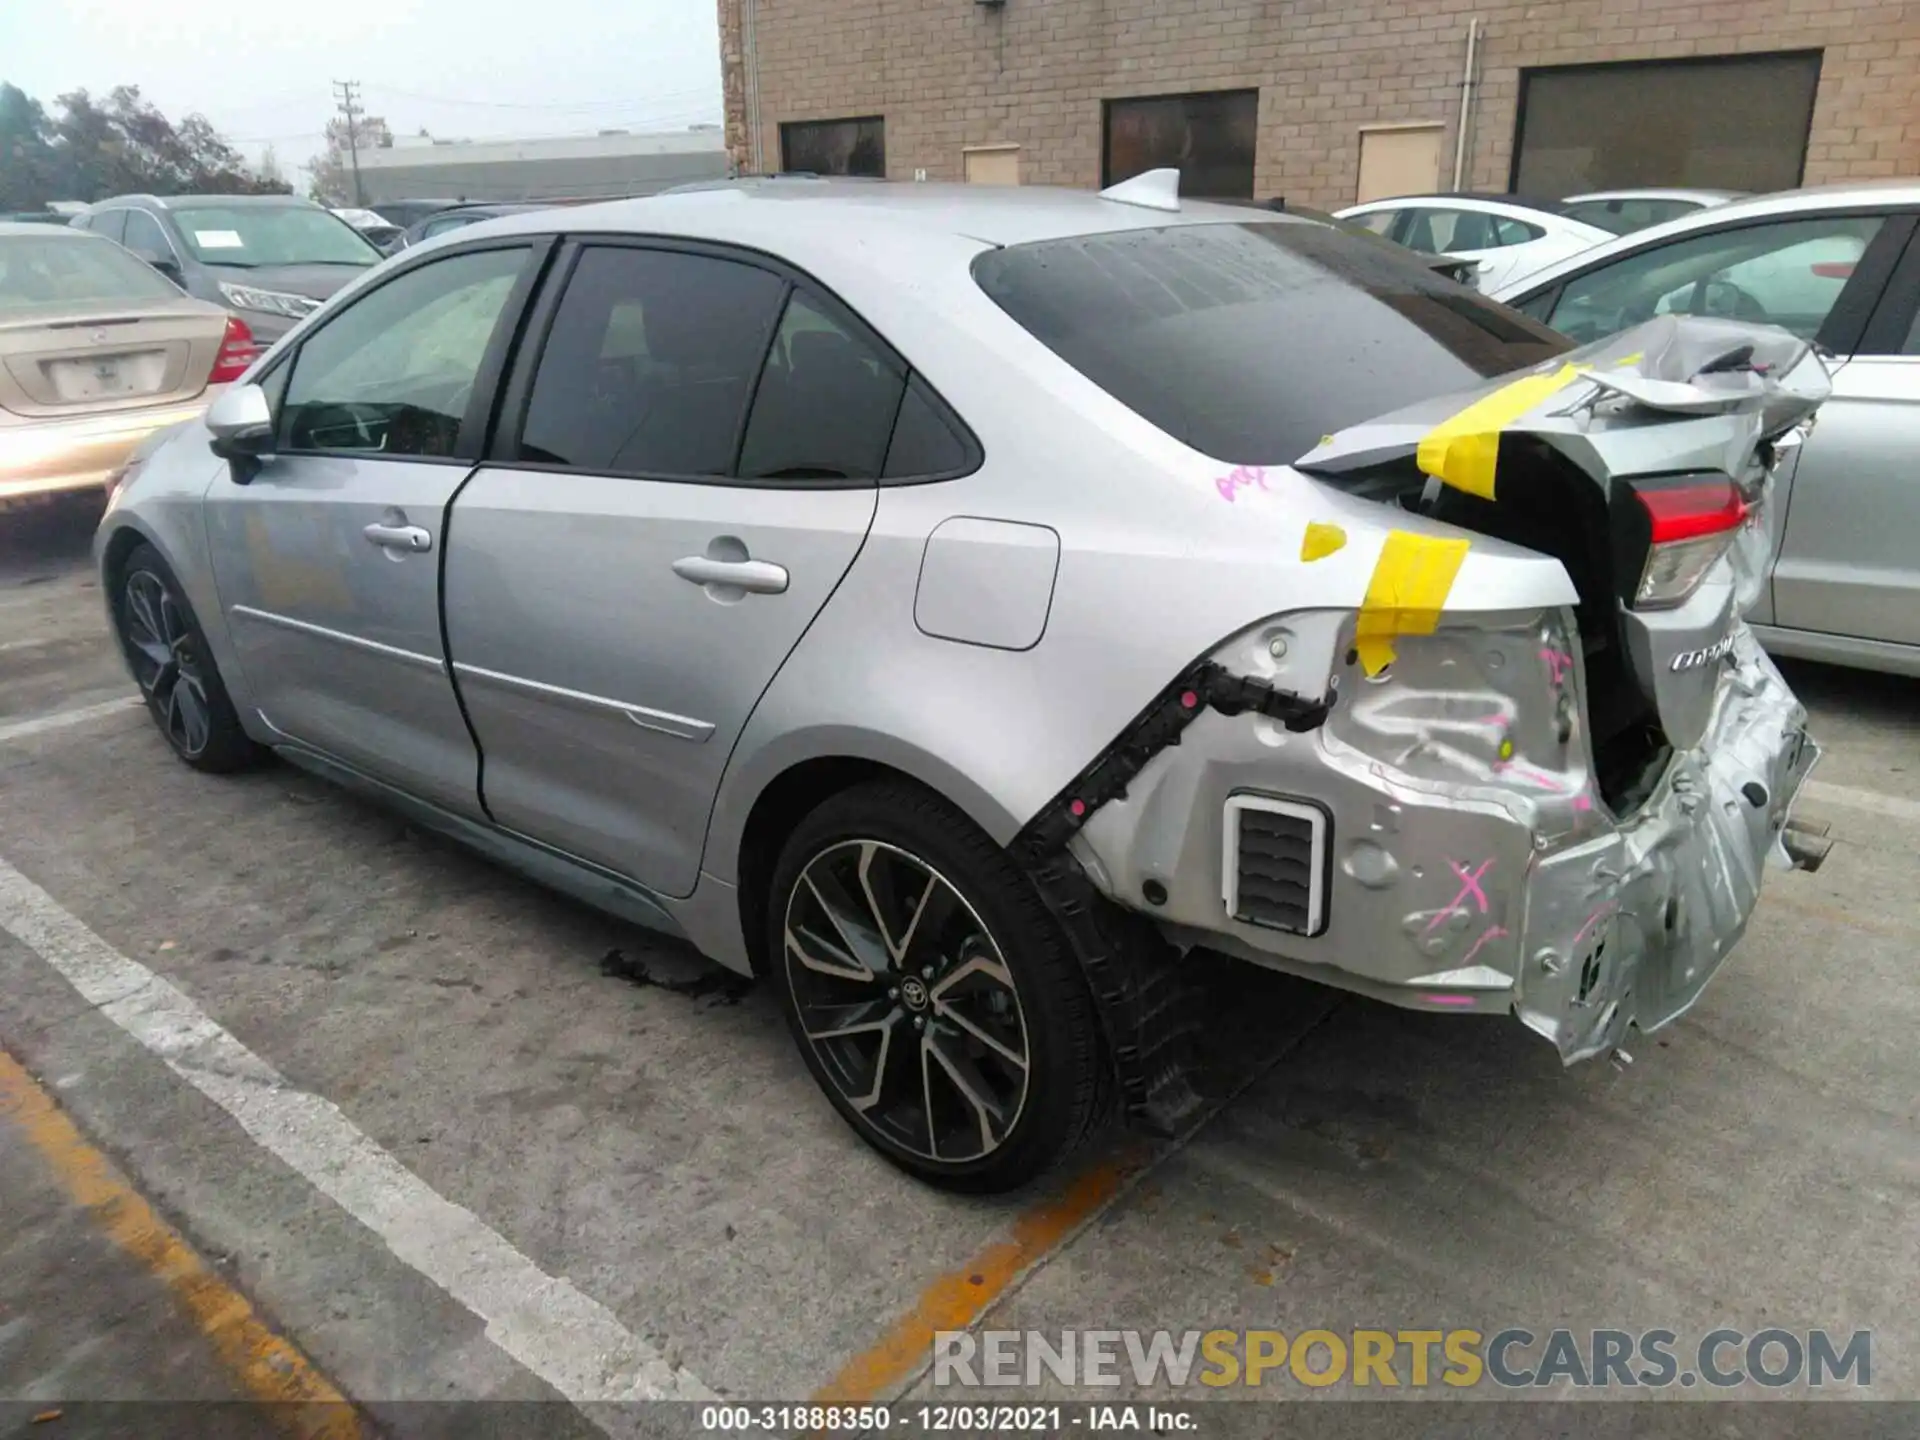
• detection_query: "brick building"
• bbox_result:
[714,0,1920,208]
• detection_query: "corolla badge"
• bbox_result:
[1670,633,1737,672]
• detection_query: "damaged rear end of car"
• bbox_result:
[946,210,1833,1145]
[1001,297,1825,1090]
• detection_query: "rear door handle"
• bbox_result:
[364,522,433,553]
[671,555,789,594]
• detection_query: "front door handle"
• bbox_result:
[364,522,433,553]
[671,555,789,594]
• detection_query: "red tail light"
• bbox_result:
[1810,261,1855,279]
[209,315,258,384]
[1631,477,1750,609]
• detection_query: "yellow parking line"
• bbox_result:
[812,1146,1150,1404]
[0,1048,364,1439]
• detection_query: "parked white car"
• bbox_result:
[1558,188,1746,236]
[1336,193,1613,292]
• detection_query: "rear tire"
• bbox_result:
[767,780,1108,1192]
[111,543,260,774]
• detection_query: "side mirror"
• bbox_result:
[206,384,275,478]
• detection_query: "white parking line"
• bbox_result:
[0,695,141,746]
[0,855,713,1420]
[1801,780,1920,826]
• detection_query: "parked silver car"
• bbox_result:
[1494,180,1920,678]
[96,175,1829,1191]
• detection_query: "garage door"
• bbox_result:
[1512,51,1822,196]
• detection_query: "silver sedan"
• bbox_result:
[1494,180,1920,678]
[96,175,1829,1190]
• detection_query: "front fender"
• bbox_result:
[94,424,256,727]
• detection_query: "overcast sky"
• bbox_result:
[0,0,724,183]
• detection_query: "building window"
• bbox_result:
[1103,90,1258,201]
[780,116,886,177]
[1512,52,1822,196]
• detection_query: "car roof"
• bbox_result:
[1490,179,1920,300]
[88,193,318,210]
[0,220,106,239]
[1344,190,1569,215]
[1561,187,1747,205]
[469,176,1318,250]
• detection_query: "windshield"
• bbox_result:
[0,233,182,311]
[972,220,1570,465]
[171,205,381,267]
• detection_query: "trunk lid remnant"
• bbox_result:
[1293,314,1828,812]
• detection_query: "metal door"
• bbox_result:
[205,242,538,813]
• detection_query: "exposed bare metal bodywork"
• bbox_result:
[1073,316,1829,1063]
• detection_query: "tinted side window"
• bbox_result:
[884,377,974,479]
[282,246,527,457]
[424,214,476,239]
[1351,210,1398,237]
[518,246,786,475]
[1544,215,1886,346]
[1493,216,1544,246]
[737,291,905,480]
[121,210,172,259]
[1402,209,1502,252]
[90,209,128,245]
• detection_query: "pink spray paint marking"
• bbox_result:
[1494,758,1573,795]
[1214,465,1269,502]
[1571,793,1594,813]
[1422,858,1494,935]
[1460,924,1511,965]
[1540,647,1576,687]
[1426,993,1479,1008]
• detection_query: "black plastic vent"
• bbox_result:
[1224,795,1328,936]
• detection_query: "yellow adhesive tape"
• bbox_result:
[1300,521,1347,562]
[1353,530,1471,676]
[1415,362,1586,501]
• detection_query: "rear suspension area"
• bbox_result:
[1009,660,1332,1134]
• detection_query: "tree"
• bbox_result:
[0,83,57,210]
[255,144,286,187]
[0,84,289,207]
[307,112,393,205]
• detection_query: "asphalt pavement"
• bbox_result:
[2,495,1916,1438]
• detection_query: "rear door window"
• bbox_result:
[973,219,1569,465]
[736,290,906,480]
[516,245,786,476]
[1493,216,1545,246]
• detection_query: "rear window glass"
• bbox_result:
[972,220,1569,465]
[0,233,181,311]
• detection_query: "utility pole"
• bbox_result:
[331,79,364,206]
